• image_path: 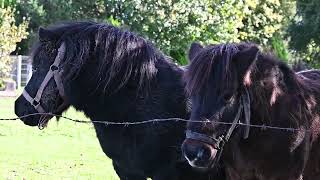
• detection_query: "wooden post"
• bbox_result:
[17,55,22,89]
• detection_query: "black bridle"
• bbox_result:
[186,88,251,166]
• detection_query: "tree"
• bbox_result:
[288,0,320,51]
[238,0,284,45]
[15,0,292,65]
[288,0,320,66]
[105,0,290,64]
[14,0,106,54]
[0,5,28,87]
[238,0,295,62]
[105,0,245,63]
[105,0,216,64]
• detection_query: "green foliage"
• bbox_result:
[288,0,320,51]
[270,34,289,61]
[14,0,107,54]
[13,0,294,65]
[291,41,320,68]
[288,0,320,66]
[0,6,28,80]
[238,0,285,45]
[15,0,105,25]
[105,0,290,64]
[105,0,213,64]
[39,0,105,22]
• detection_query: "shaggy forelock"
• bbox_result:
[184,43,240,95]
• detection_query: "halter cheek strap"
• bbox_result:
[22,42,68,128]
[242,88,251,139]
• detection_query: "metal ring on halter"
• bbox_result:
[50,65,59,71]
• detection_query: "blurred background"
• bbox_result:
[1,0,320,88]
[0,0,319,179]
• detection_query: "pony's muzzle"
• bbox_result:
[182,139,217,169]
[15,95,39,126]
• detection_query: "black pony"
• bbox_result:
[14,22,225,180]
[182,42,320,179]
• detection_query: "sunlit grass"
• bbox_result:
[0,96,119,179]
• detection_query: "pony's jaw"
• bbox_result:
[182,139,217,169]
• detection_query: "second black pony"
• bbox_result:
[14,22,225,180]
[182,42,320,179]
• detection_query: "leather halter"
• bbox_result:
[186,88,251,151]
[22,42,69,129]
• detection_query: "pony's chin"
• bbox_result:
[188,160,212,170]
[21,117,39,126]
[186,152,216,170]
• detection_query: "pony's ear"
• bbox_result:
[233,46,259,83]
[38,27,58,42]
[188,42,203,62]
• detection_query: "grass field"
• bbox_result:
[0,95,119,180]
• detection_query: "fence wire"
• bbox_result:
[0,113,308,132]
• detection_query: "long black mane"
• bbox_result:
[33,22,164,94]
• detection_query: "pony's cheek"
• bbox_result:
[41,83,60,110]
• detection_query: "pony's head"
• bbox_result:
[181,42,299,169]
[14,26,71,127]
[15,22,159,127]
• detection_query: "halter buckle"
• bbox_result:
[50,65,59,71]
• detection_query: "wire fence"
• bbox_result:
[0,112,308,132]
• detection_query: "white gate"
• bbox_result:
[10,55,32,88]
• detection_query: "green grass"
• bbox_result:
[0,96,119,180]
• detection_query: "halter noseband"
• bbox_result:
[22,42,69,129]
[185,88,251,165]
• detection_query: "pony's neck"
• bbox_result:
[65,58,188,123]
[249,59,309,128]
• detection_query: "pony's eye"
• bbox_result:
[32,67,38,73]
